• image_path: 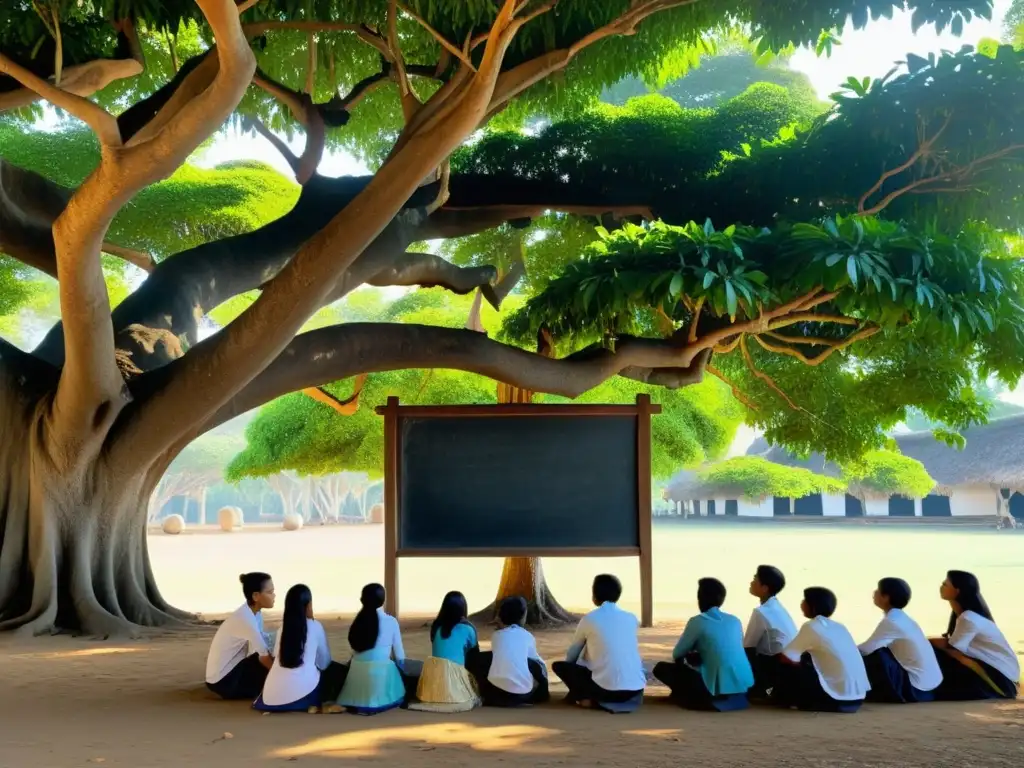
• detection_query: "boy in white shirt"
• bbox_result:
[743,565,797,697]
[552,574,647,713]
[470,597,549,707]
[859,577,942,703]
[773,586,870,713]
[205,572,276,700]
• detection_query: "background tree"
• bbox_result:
[0,0,1005,636]
[148,432,243,523]
[840,450,936,508]
[690,456,845,503]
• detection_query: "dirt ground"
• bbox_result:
[0,616,1021,768]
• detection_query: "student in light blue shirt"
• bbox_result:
[653,578,754,711]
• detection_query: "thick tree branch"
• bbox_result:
[114,1,642,465]
[0,53,121,145]
[46,0,256,457]
[0,19,143,115]
[201,323,711,431]
[251,70,325,183]
[102,242,156,272]
[0,56,143,115]
[366,252,499,297]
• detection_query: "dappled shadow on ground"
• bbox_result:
[0,620,1020,768]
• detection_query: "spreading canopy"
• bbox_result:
[693,456,845,501]
[841,449,936,499]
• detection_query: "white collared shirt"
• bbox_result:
[205,603,271,684]
[743,596,798,656]
[858,608,943,692]
[784,616,870,701]
[261,619,332,706]
[488,625,545,695]
[356,607,405,662]
[949,610,1020,684]
[566,602,647,692]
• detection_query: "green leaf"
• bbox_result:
[825,253,844,267]
[669,271,684,298]
[846,256,858,287]
[702,271,716,289]
[725,280,738,320]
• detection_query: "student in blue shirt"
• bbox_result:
[408,591,482,713]
[653,578,754,711]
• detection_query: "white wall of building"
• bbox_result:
[739,498,774,517]
[822,494,846,517]
[948,486,997,517]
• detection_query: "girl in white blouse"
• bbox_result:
[335,583,410,714]
[931,570,1019,700]
[253,584,348,712]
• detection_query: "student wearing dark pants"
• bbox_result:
[772,587,869,713]
[552,574,647,713]
[653,578,754,712]
[858,577,942,703]
[469,597,549,707]
[742,565,798,698]
[205,572,276,700]
[930,571,1019,700]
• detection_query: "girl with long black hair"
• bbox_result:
[253,584,348,712]
[931,570,1019,700]
[408,591,482,712]
[335,583,409,714]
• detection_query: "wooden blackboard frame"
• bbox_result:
[375,394,660,627]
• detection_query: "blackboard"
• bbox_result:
[398,414,640,551]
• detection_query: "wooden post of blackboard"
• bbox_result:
[636,394,654,628]
[382,396,400,618]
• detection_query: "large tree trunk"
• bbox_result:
[470,556,578,629]
[0,378,192,638]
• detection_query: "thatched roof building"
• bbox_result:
[746,415,1024,496]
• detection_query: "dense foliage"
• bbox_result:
[695,456,845,500]
[841,449,936,498]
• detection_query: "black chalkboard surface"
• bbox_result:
[398,414,640,551]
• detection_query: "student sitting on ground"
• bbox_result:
[552,574,647,713]
[858,577,942,703]
[335,583,409,714]
[743,565,797,697]
[772,587,870,713]
[205,572,276,700]
[468,596,549,707]
[253,584,349,713]
[408,591,482,713]
[653,578,754,711]
[930,570,1019,700]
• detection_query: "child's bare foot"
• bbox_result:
[575,699,593,709]
[323,704,344,714]
[307,705,320,714]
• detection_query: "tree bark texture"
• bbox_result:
[0,367,191,637]
[470,556,578,628]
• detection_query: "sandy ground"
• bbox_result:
[0,617,1022,768]
[1,523,1021,767]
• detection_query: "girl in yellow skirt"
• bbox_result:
[408,591,482,713]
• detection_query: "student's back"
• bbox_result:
[787,616,869,701]
[677,607,753,694]
[432,621,477,666]
[575,602,647,692]
[261,618,331,706]
[489,624,542,694]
